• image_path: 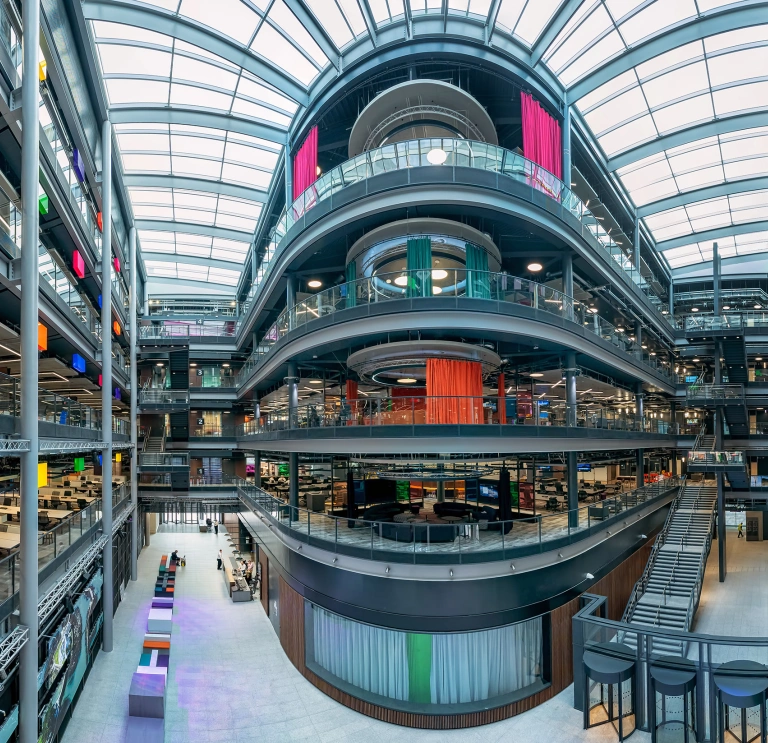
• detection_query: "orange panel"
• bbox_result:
[37,323,47,352]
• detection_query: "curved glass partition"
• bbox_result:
[241,138,667,320]
[236,270,674,386]
[305,602,544,714]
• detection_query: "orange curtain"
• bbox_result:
[426,359,483,424]
[498,372,506,424]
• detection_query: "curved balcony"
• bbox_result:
[236,270,674,390]
[236,396,682,453]
[241,138,667,322]
[237,477,681,566]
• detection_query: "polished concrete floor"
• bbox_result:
[60,525,634,742]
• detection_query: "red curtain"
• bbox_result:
[292,126,318,201]
[521,92,562,180]
[392,386,426,411]
[426,359,483,424]
[498,372,506,424]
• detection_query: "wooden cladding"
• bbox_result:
[258,550,269,616]
[272,539,654,729]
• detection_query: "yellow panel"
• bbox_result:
[37,462,47,488]
[115,452,122,463]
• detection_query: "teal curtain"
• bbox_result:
[406,237,432,298]
[466,242,490,299]
[345,261,356,308]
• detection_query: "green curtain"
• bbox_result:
[466,242,490,299]
[345,261,356,308]
[406,237,432,298]
[407,633,432,704]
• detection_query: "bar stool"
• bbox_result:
[583,642,637,740]
[713,660,768,743]
[649,656,697,742]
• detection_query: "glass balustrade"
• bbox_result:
[237,269,674,386]
[243,138,666,320]
[238,398,677,435]
[234,476,681,563]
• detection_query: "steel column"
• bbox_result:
[101,118,114,653]
[562,253,574,321]
[19,1,40,737]
[713,241,721,316]
[254,450,261,488]
[562,93,571,191]
[287,361,298,510]
[565,351,578,526]
[636,448,644,490]
[129,226,137,581]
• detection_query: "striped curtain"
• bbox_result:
[345,261,357,308]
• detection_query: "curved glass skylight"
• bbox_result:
[82,0,768,287]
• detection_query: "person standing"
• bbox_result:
[214,519,219,535]
[738,522,744,539]
[217,549,223,570]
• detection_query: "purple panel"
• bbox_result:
[73,148,85,182]
[156,655,169,668]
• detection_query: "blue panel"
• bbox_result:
[72,353,86,373]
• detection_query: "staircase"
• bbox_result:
[699,435,715,451]
[721,337,748,384]
[144,436,164,453]
[622,482,717,655]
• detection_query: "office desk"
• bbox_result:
[0,534,20,551]
[46,509,73,520]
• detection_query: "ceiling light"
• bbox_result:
[309,379,322,385]
[397,378,417,384]
[530,373,544,378]
[315,165,322,176]
[693,358,700,362]
[394,275,408,287]
[222,363,230,367]
[308,279,322,288]
[426,148,447,165]
[723,305,730,310]
[432,269,448,280]
[756,357,763,361]
[432,286,442,294]
[661,310,668,315]
[190,363,197,367]
[588,307,598,314]
[527,262,543,272]
[691,307,699,312]
[156,363,164,367]
[385,279,391,284]
[756,304,762,309]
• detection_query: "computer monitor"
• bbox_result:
[479,484,498,500]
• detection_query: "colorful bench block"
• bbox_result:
[147,608,173,633]
[129,672,165,719]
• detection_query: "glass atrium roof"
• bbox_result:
[83,0,768,290]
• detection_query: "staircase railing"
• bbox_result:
[621,475,687,623]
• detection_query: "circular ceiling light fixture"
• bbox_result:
[588,307,598,314]
[756,304,763,309]
[693,358,700,362]
[530,372,544,378]
[691,307,699,312]
[394,275,408,287]
[308,279,322,288]
[723,305,730,310]
[397,378,417,384]
[156,362,164,367]
[431,269,448,280]
[527,262,543,272]
[222,363,230,367]
[426,148,447,165]
[190,363,197,367]
[309,379,323,385]
[756,357,764,361]
[432,286,442,295]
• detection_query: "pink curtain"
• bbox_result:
[292,126,318,202]
[497,372,506,424]
[521,92,562,181]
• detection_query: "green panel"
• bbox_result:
[406,238,432,298]
[396,481,410,501]
[466,242,490,299]
[407,633,432,704]
[345,261,357,308]
[38,193,49,215]
[511,481,518,507]
[278,463,289,477]
[73,457,84,472]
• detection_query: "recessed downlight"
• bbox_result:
[756,304,762,309]
[756,357,763,361]
[190,363,197,367]
[397,378,417,384]
[691,307,699,312]
[431,269,448,280]
[530,372,544,378]
[308,279,322,288]
[432,286,442,294]
[309,379,322,385]
[723,305,730,310]
[394,275,408,287]
[693,358,700,362]
[527,262,543,272]
[222,363,230,367]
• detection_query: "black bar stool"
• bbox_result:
[583,642,637,740]
[649,656,697,742]
[713,660,768,743]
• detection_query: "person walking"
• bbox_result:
[738,522,744,538]
[214,519,219,535]
[217,549,223,570]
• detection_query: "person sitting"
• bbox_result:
[171,550,179,563]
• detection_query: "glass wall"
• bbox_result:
[305,602,545,712]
